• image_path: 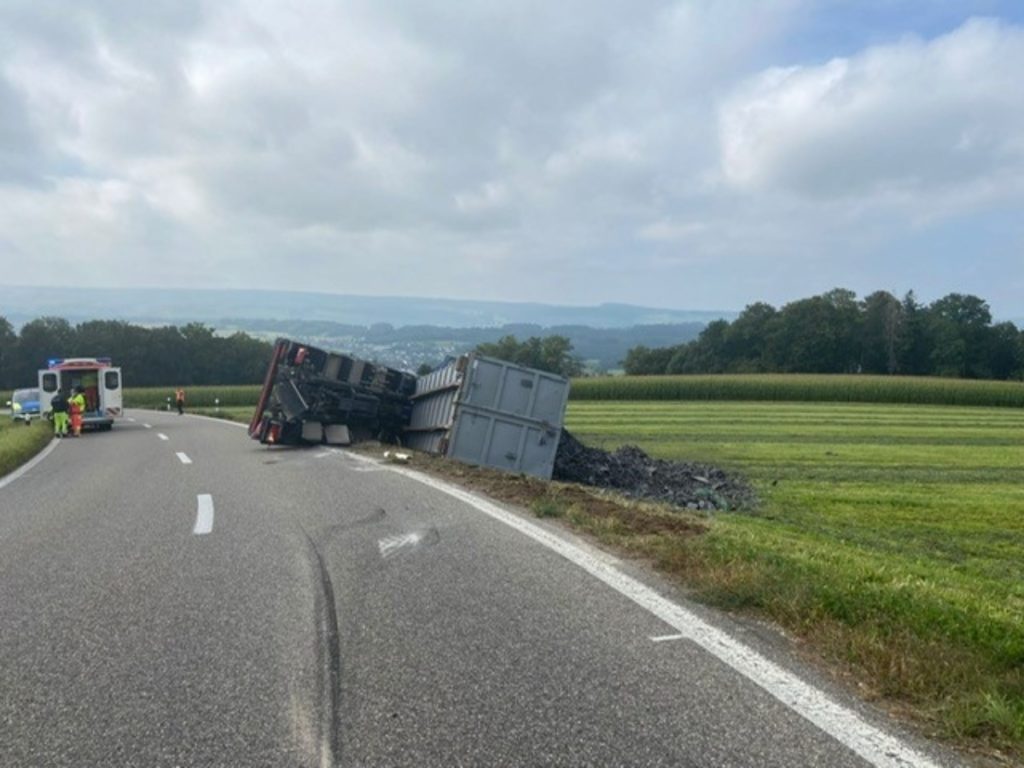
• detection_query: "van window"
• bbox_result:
[42,373,58,393]
[104,371,120,390]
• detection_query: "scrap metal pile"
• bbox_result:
[552,430,754,511]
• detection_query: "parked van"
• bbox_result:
[38,358,123,431]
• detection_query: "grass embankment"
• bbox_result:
[0,418,53,478]
[566,401,1024,761]
[573,373,1024,408]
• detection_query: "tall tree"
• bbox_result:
[0,316,17,389]
[860,291,904,374]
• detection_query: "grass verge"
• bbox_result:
[0,418,53,478]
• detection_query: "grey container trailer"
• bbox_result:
[405,354,570,479]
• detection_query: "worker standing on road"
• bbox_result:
[69,387,86,437]
[50,390,70,438]
[175,387,185,416]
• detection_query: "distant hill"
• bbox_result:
[0,285,732,330]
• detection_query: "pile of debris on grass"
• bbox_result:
[552,430,755,512]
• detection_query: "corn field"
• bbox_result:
[124,385,263,409]
[570,374,1024,407]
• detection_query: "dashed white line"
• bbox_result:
[143,423,152,429]
[157,433,168,441]
[176,452,193,465]
[650,634,686,643]
[193,494,214,535]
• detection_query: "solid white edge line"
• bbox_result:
[183,412,249,429]
[0,438,60,491]
[157,433,169,441]
[193,494,214,535]
[176,452,192,465]
[341,452,944,768]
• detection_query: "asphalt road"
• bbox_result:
[0,411,960,767]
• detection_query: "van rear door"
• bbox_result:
[100,367,122,421]
[38,370,58,416]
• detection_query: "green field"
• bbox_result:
[566,400,1024,756]
[124,385,262,410]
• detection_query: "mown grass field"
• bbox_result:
[565,400,1024,759]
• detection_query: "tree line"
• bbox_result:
[623,290,1024,380]
[0,317,274,389]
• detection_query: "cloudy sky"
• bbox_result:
[1,1,1022,317]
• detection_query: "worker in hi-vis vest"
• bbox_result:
[69,387,86,436]
[50,390,70,438]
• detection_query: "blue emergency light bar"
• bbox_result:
[46,357,113,368]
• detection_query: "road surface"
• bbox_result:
[0,411,958,767]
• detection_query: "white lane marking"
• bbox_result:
[185,412,248,429]
[176,452,193,465]
[126,417,136,422]
[157,433,169,441]
[378,532,423,559]
[193,494,214,535]
[0,438,60,491]
[650,634,687,643]
[143,423,152,429]
[345,453,943,768]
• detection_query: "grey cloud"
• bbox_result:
[718,18,1024,202]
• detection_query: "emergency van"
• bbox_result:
[38,357,123,431]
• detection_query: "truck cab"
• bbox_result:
[38,358,123,431]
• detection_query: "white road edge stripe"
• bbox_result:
[345,453,943,768]
[0,438,60,491]
[193,494,214,535]
[176,452,192,465]
[157,433,168,441]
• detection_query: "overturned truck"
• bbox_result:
[248,338,417,446]
[249,338,570,479]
